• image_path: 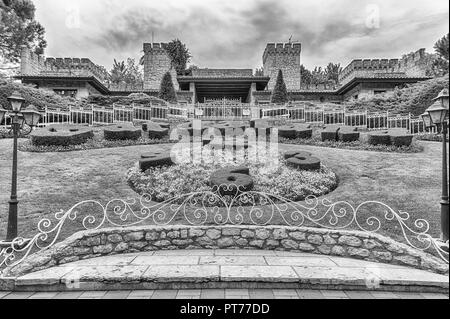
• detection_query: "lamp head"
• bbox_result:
[21,105,42,127]
[7,91,25,112]
[426,101,448,125]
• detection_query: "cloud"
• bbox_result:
[33,0,449,70]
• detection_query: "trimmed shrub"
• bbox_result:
[139,151,174,171]
[287,155,321,171]
[321,125,341,142]
[30,125,94,146]
[284,150,312,160]
[389,130,414,147]
[104,124,142,141]
[338,126,360,142]
[368,131,391,145]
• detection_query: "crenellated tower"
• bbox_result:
[263,43,302,91]
[143,43,179,91]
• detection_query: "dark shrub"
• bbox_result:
[30,125,94,146]
[104,124,142,141]
[338,126,360,142]
[321,125,341,142]
[287,155,321,171]
[368,132,391,145]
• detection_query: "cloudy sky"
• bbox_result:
[33,0,449,71]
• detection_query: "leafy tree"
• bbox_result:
[434,33,449,61]
[325,63,342,85]
[184,64,199,76]
[254,67,264,76]
[271,70,289,104]
[0,0,47,63]
[432,33,449,76]
[300,65,312,87]
[311,67,327,87]
[159,72,177,103]
[110,59,128,85]
[164,39,192,75]
[109,58,143,87]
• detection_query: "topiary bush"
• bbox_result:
[368,131,391,146]
[104,124,142,141]
[338,126,360,142]
[321,125,341,142]
[30,125,94,146]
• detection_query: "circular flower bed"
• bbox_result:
[127,150,338,205]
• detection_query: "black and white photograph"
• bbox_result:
[0,0,448,308]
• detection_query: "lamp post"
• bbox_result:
[1,92,42,242]
[422,89,449,242]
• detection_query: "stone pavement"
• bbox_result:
[0,289,448,299]
[3,250,448,295]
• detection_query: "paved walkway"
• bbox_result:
[6,250,449,295]
[1,289,448,299]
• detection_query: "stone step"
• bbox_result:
[2,250,448,293]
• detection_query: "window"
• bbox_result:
[54,89,78,98]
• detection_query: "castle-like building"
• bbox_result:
[17,42,431,105]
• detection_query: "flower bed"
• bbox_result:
[127,150,338,205]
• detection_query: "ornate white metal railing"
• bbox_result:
[1,103,441,135]
[0,187,448,275]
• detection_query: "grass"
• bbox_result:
[0,139,444,250]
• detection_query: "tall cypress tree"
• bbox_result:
[271,69,289,104]
[158,72,177,103]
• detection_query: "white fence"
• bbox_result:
[0,103,441,136]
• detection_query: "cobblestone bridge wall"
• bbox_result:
[5,225,448,277]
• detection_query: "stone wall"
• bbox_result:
[20,47,109,83]
[143,43,179,91]
[263,43,302,91]
[4,225,447,277]
[192,69,253,77]
[339,49,429,85]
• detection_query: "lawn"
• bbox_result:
[0,138,445,247]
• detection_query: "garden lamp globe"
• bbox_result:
[22,105,42,127]
[7,91,25,112]
[426,101,448,126]
[421,111,433,129]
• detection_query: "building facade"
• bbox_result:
[17,42,432,105]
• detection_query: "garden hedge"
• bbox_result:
[103,124,142,141]
[30,125,94,146]
[210,167,254,196]
[338,126,360,142]
[139,151,174,171]
[287,155,321,171]
[321,125,341,142]
[368,131,391,146]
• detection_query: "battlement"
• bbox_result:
[339,49,428,85]
[192,68,254,77]
[20,46,110,83]
[263,42,302,64]
[143,43,169,53]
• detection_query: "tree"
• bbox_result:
[434,33,449,61]
[109,58,143,87]
[325,63,342,85]
[255,67,264,76]
[300,65,312,87]
[311,67,327,87]
[271,70,289,104]
[433,33,449,76]
[0,0,47,63]
[110,59,128,85]
[164,39,192,75]
[159,72,177,103]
